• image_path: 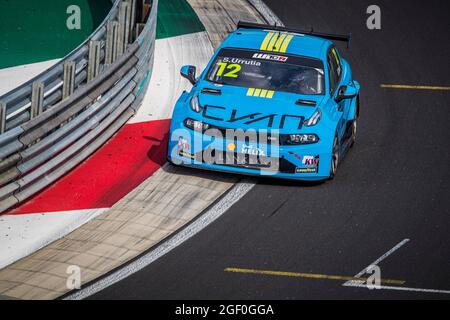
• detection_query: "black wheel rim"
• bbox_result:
[352,119,357,142]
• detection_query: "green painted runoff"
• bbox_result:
[0,0,111,69]
[156,0,205,39]
[0,0,205,69]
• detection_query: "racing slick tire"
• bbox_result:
[349,95,360,148]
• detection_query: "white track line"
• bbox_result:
[343,238,450,295]
[345,282,450,295]
[343,239,409,287]
[65,180,256,300]
[351,238,410,279]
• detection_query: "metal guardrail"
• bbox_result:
[0,0,158,212]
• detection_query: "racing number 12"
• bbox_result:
[217,62,241,78]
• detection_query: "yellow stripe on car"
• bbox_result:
[267,33,280,51]
[279,34,294,53]
[260,32,275,51]
[246,88,275,99]
[272,34,287,52]
[261,32,295,53]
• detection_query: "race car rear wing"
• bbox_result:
[237,21,352,47]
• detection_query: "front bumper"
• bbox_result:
[168,126,333,181]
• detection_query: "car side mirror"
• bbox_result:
[335,85,358,103]
[180,65,197,85]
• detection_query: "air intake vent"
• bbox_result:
[295,99,317,107]
[201,88,222,95]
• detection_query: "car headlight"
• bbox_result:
[184,118,210,131]
[286,134,319,145]
[303,109,322,126]
[190,94,201,113]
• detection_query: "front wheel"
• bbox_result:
[349,117,357,148]
[329,135,340,180]
[350,96,360,148]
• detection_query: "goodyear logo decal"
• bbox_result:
[247,88,275,99]
[260,32,294,53]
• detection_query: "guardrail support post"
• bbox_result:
[0,102,6,134]
[88,41,101,82]
[142,0,151,23]
[118,1,131,56]
[106,21,119,65]
[31,82,44,119]
[135,23,145,38]
[63,61,76,99]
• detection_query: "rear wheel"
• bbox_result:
[329,135,339,180]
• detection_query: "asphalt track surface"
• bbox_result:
[92,0,450,299]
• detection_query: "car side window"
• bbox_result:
[327,53,337,94]
[327,47,341,95]
[331,47,342,78]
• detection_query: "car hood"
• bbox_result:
[196,83,325,132]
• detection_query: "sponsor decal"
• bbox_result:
[252,53,288,62]
[296,167,317,174]
[296,155,319,173]
[223,57,262,66]
[302,155,320,167]
[178,138,190,151]
[178,138,195,159]
[179,151,195,159]
[227,143,237,152]
[241,144,266,156]
[170,128,281,176]
[202,105,304,130]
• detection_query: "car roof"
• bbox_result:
[221,28,332,60]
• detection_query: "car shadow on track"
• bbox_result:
[255,176,326,188]
[161,163,241,183]
[162,163,326,188]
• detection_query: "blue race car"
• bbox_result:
[168,22,360,181]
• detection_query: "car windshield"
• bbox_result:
[206,48,325,95]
